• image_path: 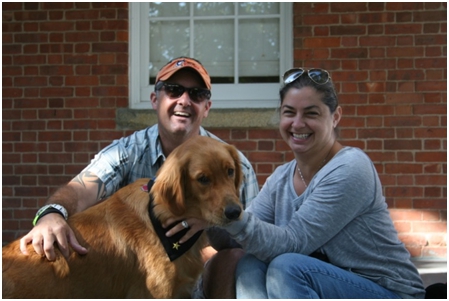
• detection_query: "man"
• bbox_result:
[19,57,259,296]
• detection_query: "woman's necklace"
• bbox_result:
[297,142,335,188]
[297,167,309,188]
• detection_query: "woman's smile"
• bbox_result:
[291,133,312,140]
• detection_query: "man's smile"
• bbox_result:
[173,111,191,118]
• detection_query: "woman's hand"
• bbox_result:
[163,217,209,244]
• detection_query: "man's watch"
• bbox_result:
[32,204,69,226]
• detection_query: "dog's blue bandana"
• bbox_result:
[145,178,203,262]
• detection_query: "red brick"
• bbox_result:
[14,76,47,87]
[63,120,97,130]
[41,2,73,9]
[415,152,446,162]
[64,54,98,64]
[14,186,48,197]
[422,210,444,221]
[40,87,74,97]
[231,140,257,152]
[38,131,72,141]
[40,21,75,32]
[413,199,447,210]
[66,32,99,42]
[414,128,446,139]
[390,209,423,221]
[304,37,341,48]
[384,140,421,150]
[398,233,427,247]
[427,235,447,248]
[38,109,72,119]
[360,36,396,47]
[422,247,447,258]
[92,20,128,30]
[358,128,395,139]
[330,2,367,12]
[387,186,424,198]
[414,104,446,115]
[258,141,274,151]
[65,76,99,86]
[393,221,412,233]
[331,25,366,36]
[248,130,280,140]
[416,57,446,68]
[423,163,443,173]
[66,10,99,20]
[91,65,127,75]
[248,151,284,163]
[358,105,396,116]
[413,221,447,233]
[88,131,121,142]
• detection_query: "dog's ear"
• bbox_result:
[227,144,243,190]
[153,155,186,216]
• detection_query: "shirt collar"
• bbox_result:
[148,125,165,167]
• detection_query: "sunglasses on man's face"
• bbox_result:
[283,68,331,85]
[157,83,211,103]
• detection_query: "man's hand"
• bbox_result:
[19,213,88,261]
[163,217,208,244]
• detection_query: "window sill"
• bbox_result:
[116,108,280,130]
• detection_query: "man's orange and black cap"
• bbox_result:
[155,57,211,90]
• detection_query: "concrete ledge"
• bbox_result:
[116,108,280,130]
[412,259,447,287]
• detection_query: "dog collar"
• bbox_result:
[145,178,203,262]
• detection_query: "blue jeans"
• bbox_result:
[236,253,401,299]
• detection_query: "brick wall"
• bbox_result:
[2,3,447,259]
[2,2,131,242]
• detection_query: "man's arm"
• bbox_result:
[59,170,106,214]
[19,170,105,261]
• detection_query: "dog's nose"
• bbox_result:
[224,203,242,220]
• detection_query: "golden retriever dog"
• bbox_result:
[2,136,243,298]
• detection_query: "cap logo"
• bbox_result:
[176,60,185,67]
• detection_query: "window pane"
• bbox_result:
[146,2,282,86]
[239,18,279,81]
[149,20,190,81]
[195,20,234,82]
[238,2,279,15]
[194,2,234,16]
[149,2,189,17]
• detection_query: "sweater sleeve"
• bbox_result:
[223,148,377,262]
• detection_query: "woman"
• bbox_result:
[167,68,426,298]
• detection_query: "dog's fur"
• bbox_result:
[2,136,243,298]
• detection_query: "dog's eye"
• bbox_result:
[228,169,234,177]
[197,175,210,185]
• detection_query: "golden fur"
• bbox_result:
[2,136,243,298]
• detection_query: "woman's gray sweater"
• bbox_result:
[223,147,425,299]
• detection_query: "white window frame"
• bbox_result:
[129,2,292,109]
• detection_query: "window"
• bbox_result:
[129,2,292,109]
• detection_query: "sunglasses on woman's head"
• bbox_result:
[283,68,331,85]
[157,82,211,103]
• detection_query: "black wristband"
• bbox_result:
[33,208,65,225]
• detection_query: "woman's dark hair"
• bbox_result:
[279,72,339,113]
